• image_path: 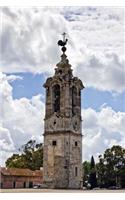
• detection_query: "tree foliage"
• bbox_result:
[5,140,43,170]
[83,156,97,189]
[89,156,97,189]
[83,161,91,186]
[96,145,125,188]
[83,145,125,189]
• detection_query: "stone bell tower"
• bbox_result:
[43,33,84,189]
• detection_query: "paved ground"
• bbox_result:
[1,188,125,193]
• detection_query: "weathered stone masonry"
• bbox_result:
[43,35,84,189]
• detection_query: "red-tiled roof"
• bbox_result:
[0,167,43,177]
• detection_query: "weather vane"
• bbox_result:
[58,32,68,53]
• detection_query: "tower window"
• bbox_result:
[75,141,78,146]
[75,167,78,177]
[54,120,56,125]
[52,140,57,146]
[53,84,60,112]
[72,86,77,115]
[64,160,68,169]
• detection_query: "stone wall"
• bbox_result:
[1,175,43,189]
[43,132,83,189]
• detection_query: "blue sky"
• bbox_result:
[8,72,125,113]
[0,6,125,165]
[8,73,46,100]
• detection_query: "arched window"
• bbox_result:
[53,84,60,112]
[72,86,77,115]
[75,166,78,177]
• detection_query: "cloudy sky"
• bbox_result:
[0,6,125,166]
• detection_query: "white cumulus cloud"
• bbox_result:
[75,53,125,93]
[0,72,45,166]
[0,7,125,93]
[82,106,125,161]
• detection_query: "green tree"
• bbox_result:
[5,140,43,170]
[96,155,107,188]
[96,145,125,188]
[89,156,97,189]
[83,161,91,186]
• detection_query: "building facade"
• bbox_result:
[0,167,43,189]
[43,34,84,189]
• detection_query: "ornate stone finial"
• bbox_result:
[57,32,68,54]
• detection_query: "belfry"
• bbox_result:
[43,33,84,189]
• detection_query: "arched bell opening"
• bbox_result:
[72,86,77,116]
[52,84,60,113]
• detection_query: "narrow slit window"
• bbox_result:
[52,140,57,146]
[75,167,78,177]
[75,141,78,146]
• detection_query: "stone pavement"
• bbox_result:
[1,188,125,193]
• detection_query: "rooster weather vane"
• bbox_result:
[58,32,68,54]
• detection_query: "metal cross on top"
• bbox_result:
[62,32,66,42]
